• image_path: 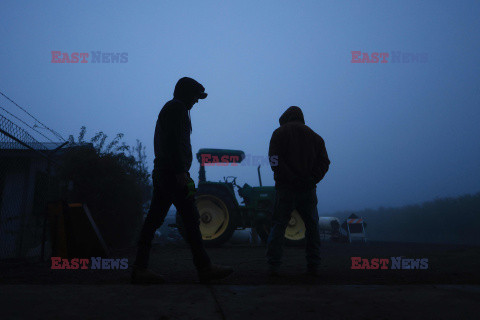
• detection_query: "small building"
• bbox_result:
[0,142,64,260]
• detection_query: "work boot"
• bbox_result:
[198,264,233,283]
[131,266,166,284]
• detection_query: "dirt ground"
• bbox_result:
[1,241,479,319]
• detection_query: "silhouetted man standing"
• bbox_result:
[266,106,330,276]
[132,77,233,284]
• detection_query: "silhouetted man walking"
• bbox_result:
[132,77,233,284]
[266,106,330,276]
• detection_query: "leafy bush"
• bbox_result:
[60,126,152,248]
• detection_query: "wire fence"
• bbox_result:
[0,92,64,261]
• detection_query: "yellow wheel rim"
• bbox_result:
[285,209,305,240]
[196,195,230,240]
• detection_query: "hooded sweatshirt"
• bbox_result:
[269,106,330,189]
[153,78,206,175]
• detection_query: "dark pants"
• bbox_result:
[266,187,321,269]
[134,171,211,270]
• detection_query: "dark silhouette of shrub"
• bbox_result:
[60,127,152,249]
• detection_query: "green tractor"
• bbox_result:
[176,148,306,247]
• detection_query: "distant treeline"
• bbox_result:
[329,192,480,245]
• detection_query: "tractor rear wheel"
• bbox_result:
[176,184,238,247]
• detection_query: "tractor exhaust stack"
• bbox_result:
[257,165,263,187]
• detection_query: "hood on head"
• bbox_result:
[279,106,305,126]
[173,77,207,102]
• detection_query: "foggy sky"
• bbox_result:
[1,0,479,214]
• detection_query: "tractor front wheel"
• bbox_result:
[255,209,306,246]
[284,209,306,246]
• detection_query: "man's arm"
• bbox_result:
[269,128,300,184]
[312,136,330,184]
[165,105,188,175]
[268,129,281,173]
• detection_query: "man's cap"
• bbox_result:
[174,77,208,100]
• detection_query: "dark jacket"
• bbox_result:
[269,106,330,189]
[153,79,205,175]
